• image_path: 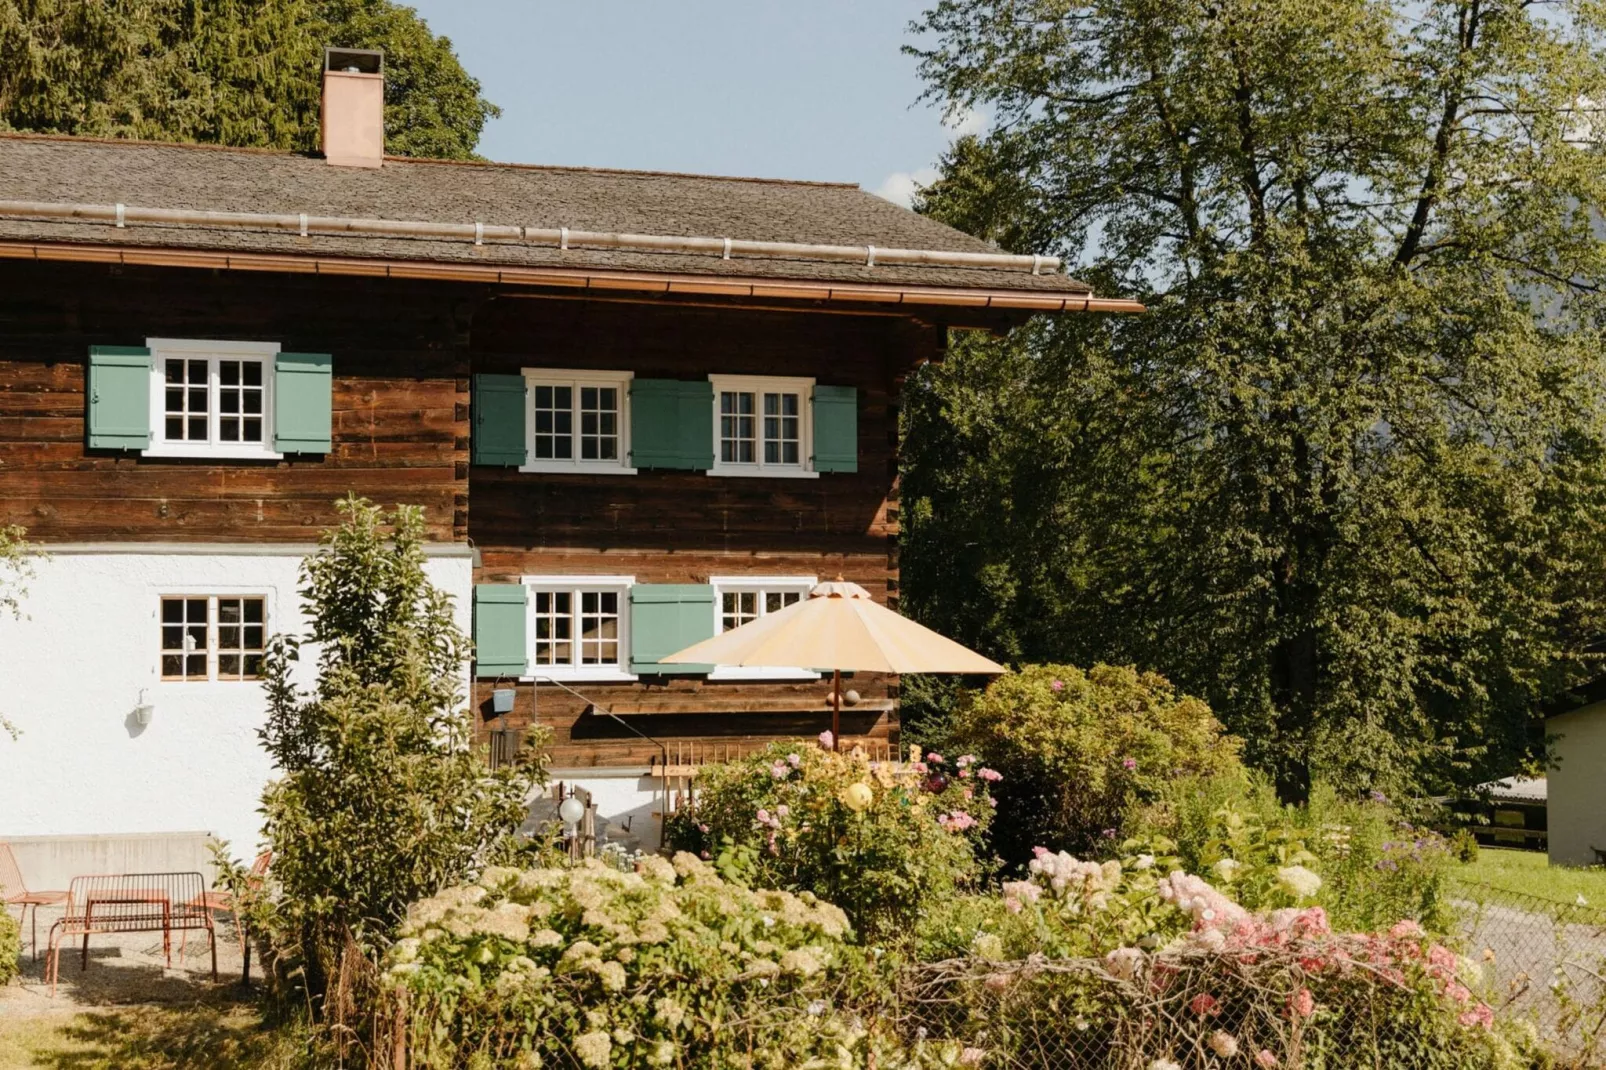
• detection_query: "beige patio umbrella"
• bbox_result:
[660,578,1005,749]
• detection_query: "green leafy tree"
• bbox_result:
[0,0,496,158]
[903,0,1606,801]
[258,497,546,1014]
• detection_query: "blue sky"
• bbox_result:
[402,1,979,206]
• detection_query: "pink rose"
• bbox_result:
[1458,1004,1494,1030]
[927,752,945,764]
[1289,988,1314,1019]
[818,730,834,749]
[1188,993,1221,1017]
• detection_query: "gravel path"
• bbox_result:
[0,903,248,1016]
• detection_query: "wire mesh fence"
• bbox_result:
[1451,879,1606,1061]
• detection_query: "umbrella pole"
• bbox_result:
[832,668,842,752]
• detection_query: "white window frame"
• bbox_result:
[520,574,637,683]
[520,368,636,474]
[144,338,283,460]
[154,588,274,686]
[707,374,818,479]
[708,575,820,680]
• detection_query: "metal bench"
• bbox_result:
[44,871,217,995]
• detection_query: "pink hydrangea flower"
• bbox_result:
[956,754,977,767]
[1458,1004,1494,1030]
[927,752,945,764]
[977,767,1003,782]
[1388,919,1423,939]
[1289,988,1315,1018]
[818,730,834,749]
[786,752,802,767]
[1255,1050,1279,1068]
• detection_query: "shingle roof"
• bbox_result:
[0,135,1092,295]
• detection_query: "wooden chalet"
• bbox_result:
[0,49,1136,862]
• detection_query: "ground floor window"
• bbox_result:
[709,575,818,680]
[524,576,634,681]
[160,595,267,682]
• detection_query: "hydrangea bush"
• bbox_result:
[663,741,996,936]
[382,854,966,1069]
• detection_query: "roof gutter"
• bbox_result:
[0,198,1064,276]
[0,238,1146,314]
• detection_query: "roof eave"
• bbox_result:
[0,238,1145,318]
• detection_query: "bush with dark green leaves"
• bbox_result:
[944,663,1242,864]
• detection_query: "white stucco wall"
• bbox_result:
[1547,704,1606,867]
[540,771,663,851]
[0,545,472,867]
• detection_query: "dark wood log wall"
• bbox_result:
[0,260,472,541]
[0,261,939,768]
[468,296,938,767]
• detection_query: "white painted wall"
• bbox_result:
[0,546,473,870]
[540,771,663,851]
[1548,704,1606,867]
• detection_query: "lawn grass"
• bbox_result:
[0,999,316,1070]
[1454,846,1606,911]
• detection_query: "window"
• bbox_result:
[708,575,819,680]
[146,339,281,459]
[521,369,635,473]
[522,576,635,681]
[708,375,817,477]
[160,595,267,682]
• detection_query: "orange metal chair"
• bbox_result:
[185,849,271,960]
[0,841,70,960]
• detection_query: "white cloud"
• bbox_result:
[943,105,988,138]
[873,167,940,209]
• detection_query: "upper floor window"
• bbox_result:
[708,575,819,680]
[145,339,283,459]
[708,375,817,478]
[521,369,636,474]
[523,575,635,682]
[160,594,267,682]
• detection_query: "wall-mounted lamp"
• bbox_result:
[133,688,154,726]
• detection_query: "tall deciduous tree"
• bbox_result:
[903,0,1606,800]
[0,0,495,158]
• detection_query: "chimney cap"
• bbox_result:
[324,47,383,76]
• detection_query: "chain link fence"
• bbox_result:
[1452,879,1606,1061]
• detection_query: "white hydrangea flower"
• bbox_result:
[1276,865,1323,899]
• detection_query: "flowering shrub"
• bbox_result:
[942,664,1242,863]
[383,855,966,1069]
[1143,775,1455,932]
[663,742,995,936]
[907,849,1541,1070]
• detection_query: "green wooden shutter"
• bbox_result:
[630,584,715,674]
[629,379,714,470]
[474,584,528,677]
[86,346,152,450]
[473,374,526,466]
[273,352,333,453]
[812,385,858,473]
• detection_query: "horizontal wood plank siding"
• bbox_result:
[468,298,935,767]
[0,260,471,541]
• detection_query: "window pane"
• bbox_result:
[215,596,266,681]
[164,359,210,442]
[532,383,575,462]
[533,590,573,665]
[578,383,619,463]
[579,589,619,665]
[763,392,801,466]
[217,360,264,450]
[720,391,757,464]
[160,597,211,680]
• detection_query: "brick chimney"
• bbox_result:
[322,47,385,168]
